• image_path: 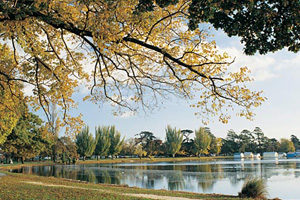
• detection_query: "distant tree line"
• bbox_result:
[1,105,299,164]
[221,127,298,155]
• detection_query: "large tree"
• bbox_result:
[1,105,54,163]
[57,136,78,164]
[291,135,300,150]
[220,130,237,155]
[108,126,124,158]
[265,138,280,152]
[135,131,162,156]
[76,126,97,160]
[120,138,136,156]
[94,126,111,159]
[180,129,194,156]
[0,44,23,145]
[165,126,183,157]
[210,137,222,155]
[279,138,295,153]
[137,0,300,55]
[0,0,267,136]
[194,127,212,156]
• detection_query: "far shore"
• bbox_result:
[0,156,233,170]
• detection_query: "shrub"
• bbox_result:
[239,178,268,199]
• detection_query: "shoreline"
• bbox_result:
[0,157,282,200]
[0,156,232,170]
[0,171,247,200]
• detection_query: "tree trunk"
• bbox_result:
[83,156,86,161]
[172,154,175,158]
[21,157,24,164]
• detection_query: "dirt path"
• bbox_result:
[24,181,199,200]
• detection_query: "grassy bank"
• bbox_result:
[0,156,232,170]
[0,171,245,200]
[0,156,257,200]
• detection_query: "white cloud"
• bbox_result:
[218,46,300,82]
[274,53,300,71]
[220,47,277,81]
[23,84,35,96]
[118,110,135,118]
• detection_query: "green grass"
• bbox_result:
[0,171,247,200]
[0,157,258,200]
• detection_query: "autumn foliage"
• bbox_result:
[0,0,267,141]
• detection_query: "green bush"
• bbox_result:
[239,178,268,199]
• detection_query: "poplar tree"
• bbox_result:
[76,126,97,161]
[165,126,183,158]
[194,127,212,156]
[94,126,111,159]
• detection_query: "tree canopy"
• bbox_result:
[194,127,211,156]
[75,126,97,160]
[279,138,295,153]
[1,104,54,163]
[137,0,300,55]
[135,131,162,156]
[0,44,24,144]
[95,126,111,158]
[108,126,124,157]
[0,0,270,138]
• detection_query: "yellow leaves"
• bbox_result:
[0,0,267,134]
[0,45,23,144]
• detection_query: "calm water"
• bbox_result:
[11,159,300,199]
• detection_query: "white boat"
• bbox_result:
[263,152,278,158]
[234,153,244,159]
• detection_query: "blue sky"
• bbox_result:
[65,28,300,140]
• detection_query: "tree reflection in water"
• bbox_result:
[9,158,300,198]
[167,165,184,190]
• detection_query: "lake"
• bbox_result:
[10,159,300,199]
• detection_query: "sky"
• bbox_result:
[59,28,300,140]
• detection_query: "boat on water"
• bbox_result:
[263,152,278,158]
[234,153,244,159]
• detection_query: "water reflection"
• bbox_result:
[11,159,300,199]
